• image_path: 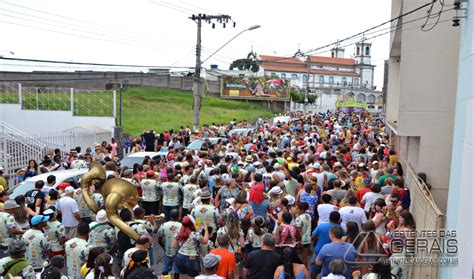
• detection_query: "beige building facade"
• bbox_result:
[386,0,459,213]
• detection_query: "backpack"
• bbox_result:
[1,258,30,278]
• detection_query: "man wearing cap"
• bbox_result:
[22,215,50,272]
[0,240,35,278]
[44,207,66,257]
[195,253,223,279]
[191,187,221,234]
[58,186,81,239]
[65,222,91,279]
[140,170,160,216]
[311,163,328,192]
[88,209,117,252]
[0,200,24,257]
[369,161,380,181]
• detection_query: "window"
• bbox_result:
[354,78,359,86]
[356,46,360,56]
[319,75,324,84]
[342,77,347,86]
[329,76,334,85]
[357,93,366,103]
[303,74,308,83]
[368,94,375,103]
[271,72,277,78]
[291,74,298,80]
[365,46,370,56]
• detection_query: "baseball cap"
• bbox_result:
[65,186,75,194]
[146,170,155,178]
[312,163,321,170]
[31,215,50,226]
[284,194,295,205]
[203,253,221,268]
[58,181,70,191]
[362,178,371,186]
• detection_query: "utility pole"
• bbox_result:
[119,80,123,127]
[190,14,234,130]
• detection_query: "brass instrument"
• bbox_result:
[81,163,164,240]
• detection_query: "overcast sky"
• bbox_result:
[0,0,391,87]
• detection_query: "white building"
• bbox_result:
[257,41,383,112]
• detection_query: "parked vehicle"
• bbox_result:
[185,137,225,151]
[119,151,168,169]
[9,168,116,199]
[228,128,254,138]
[9,169,87,199]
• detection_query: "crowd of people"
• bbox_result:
[0,110,416,279]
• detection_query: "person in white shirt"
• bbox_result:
[58,186,81,239]
[369,161,380,181]
[322,259,347,279]
[362,184,384,212]
[339,196,367,229]
[195,253,224,279]
[317,194,338,225]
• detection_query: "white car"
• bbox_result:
[9,169,115,199]
[185,137,226,151]
[273,116,291,125]
[228,128,254,138]
[9,169,88,199]
[119,151,168,169]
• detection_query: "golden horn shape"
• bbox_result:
[102,178,141,240]
[81,162,106,213]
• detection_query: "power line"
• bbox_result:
[0,19,186,51]
[263,1,439,63]
[0,0,185,45]
[0,57,194,69]
[0,8,186,49]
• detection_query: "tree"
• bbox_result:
[229,51,259,73]
[290,87,317,104]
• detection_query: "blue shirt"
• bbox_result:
[317,242,357,278]
[312,223,343,254]
[251,200,270,219]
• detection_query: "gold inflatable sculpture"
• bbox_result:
[81,162,160,240]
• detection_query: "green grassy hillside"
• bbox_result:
[122,87,274,135]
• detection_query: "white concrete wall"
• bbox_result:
[387,0,459,212]
[0,104,116,133]
[440,2,474,278]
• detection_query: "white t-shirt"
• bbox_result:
[59,196,80,227]
[312,172,326,192]
[362,192,384,212]
[195,275,224,279]
[317,204,338,225]
[369,168,379,180]
[339,205,367,229]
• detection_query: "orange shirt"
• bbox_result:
[210,248,236,279]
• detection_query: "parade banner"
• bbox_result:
[221,76,290,100]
